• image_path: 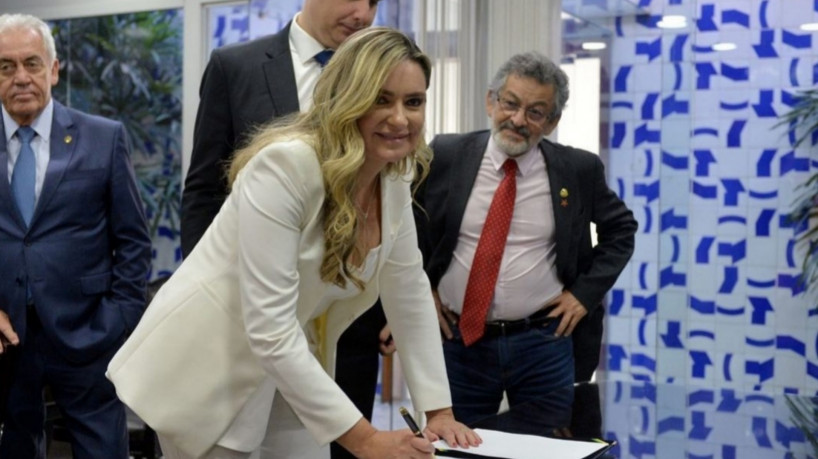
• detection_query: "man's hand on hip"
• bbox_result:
[432,290,455,340]
[545,291,587,337]
[379,324,396,355]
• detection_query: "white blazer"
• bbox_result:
[107,138,451,457]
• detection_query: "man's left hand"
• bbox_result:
[379,324,396,355]
[0,310,19,354]
[545,291,587,337]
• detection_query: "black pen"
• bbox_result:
[399,406,424,438]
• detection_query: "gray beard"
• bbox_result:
[492,128,533,156]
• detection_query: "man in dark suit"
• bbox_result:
[0,14,151,458]
[181,0,380,250]
[415,51,637,425]
[180,2,388,458]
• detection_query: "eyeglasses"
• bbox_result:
[495,93,550,124]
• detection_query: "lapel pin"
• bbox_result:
[560,188,568,207]
[64,135,72,144]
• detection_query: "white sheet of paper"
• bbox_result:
[433,428,608,459]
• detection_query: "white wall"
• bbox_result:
[559,57,601,154]
[0,0,183,20]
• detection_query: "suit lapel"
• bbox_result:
[32,102,77,226]
[445,132,489,242]
[262,23,300,116]
[541,139,577,278]
[379,173,400,269]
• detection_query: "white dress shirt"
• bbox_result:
[3,100,54,205]
[438,136,564,321]
[289,13,330,110]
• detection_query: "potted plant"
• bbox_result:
[778,88,818,308]
[52,12,184,279]
[785,394,818,455]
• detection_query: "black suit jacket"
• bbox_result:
[415,130,637,379]
[180,23,299,256]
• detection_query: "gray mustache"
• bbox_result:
[499,121,529,138]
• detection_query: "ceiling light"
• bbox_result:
[561,11,580,21]
[582,42,607,50]
[712,42,737,51]
[657,15,687,29]
[801,22,818,31]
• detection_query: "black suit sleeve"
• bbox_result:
[180,50,234,257]
[568,151,637,312]
[412,138,436,266]
[413,132,481,288]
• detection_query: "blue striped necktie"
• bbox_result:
[11,126,36,226]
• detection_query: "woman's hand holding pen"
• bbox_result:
[337,418,436,458]
[364,430,437,458]
[424,407,482,449]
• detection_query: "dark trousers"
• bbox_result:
[0,347,13,429]
[0,310,128,459]
[443,319,574,426]
[330,302,386,459]
[572,305,604,382]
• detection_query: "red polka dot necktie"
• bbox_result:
[460,159,518,346]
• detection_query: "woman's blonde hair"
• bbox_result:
[228,27,432,289]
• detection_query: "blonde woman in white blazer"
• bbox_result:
[106,28,480,459]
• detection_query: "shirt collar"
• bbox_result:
[486,133,542,177]
[290,12,330,65]
[3,99,53,144]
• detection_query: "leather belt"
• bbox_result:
[483,309,554,338]
[446,307,555,339]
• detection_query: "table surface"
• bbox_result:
[468,379,817,458]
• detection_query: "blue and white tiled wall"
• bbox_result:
[604,0,818,395]
[600,380,815,458]
[601,0,818,455]
[206,0,410,56]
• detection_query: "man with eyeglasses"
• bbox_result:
[414,52,637,425]
[0,14,151,458]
